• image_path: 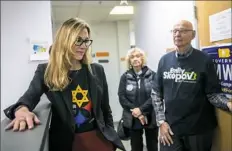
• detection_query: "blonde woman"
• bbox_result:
[118,47,158,151]
[4,18,125,151]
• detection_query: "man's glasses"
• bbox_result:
[171,29,194,34]
[74,37,93,47]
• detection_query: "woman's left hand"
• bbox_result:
[138,115,147,125]
[130,108,142,117]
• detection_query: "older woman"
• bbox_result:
[118,47,158,151]
[4,18,125,151]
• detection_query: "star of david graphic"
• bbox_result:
[72,85,89,108]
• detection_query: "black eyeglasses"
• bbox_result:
[171,29,194,34]
[74,37,93,47]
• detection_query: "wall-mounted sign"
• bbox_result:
[202,43,232,97]
[94,51,110,64]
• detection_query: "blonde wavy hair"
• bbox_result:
[125,47,147,70]
[44,18,92,91]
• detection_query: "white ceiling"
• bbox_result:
[51,1,136,24]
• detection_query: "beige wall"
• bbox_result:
[196,1,232,151]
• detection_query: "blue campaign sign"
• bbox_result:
[202,44,232,95]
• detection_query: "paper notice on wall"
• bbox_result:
[202,43,232,98]
[29,40,49,61]
[209,8,232,42]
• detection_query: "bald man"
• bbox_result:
[151,20,232,151]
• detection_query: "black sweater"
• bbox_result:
[154,49,219,135]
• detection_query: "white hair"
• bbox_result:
[125,47,147,70]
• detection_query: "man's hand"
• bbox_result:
[227,99,232,112]
[5,106,40,131]
[159,122,174,146]
[130,108,142,118]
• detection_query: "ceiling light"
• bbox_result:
[110,6,134,15]
[110,0,133,15]
[120,0,128,5]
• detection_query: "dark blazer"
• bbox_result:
[4,63,125,151]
